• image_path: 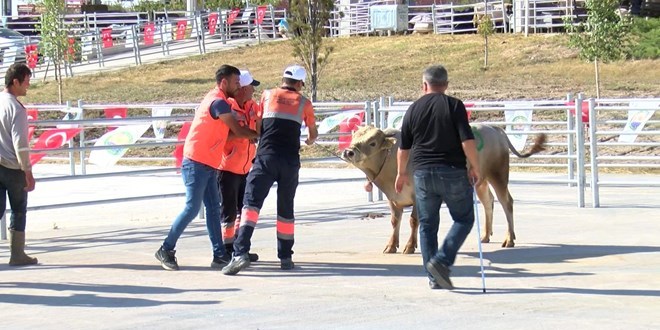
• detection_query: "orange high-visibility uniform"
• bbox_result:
[183,87,231,169]
[219,99,261,175]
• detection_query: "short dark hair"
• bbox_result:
[5,63,32,88]
[215,65,240,84]
[283,77,302,86]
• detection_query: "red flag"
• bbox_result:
[143,22,155,45]
[104,107,127,132]
[208,12,219,35]
[173,121,192,168]
[567,101,590,123]
[25,44,38,69]
[30,128,82,165]
[227,8,240,25]
[67,38,76,57]
[255,6,267,25]
[101,28,113,48]
[338,111,365,151]
[176,21,188,40]
[465,103,474,121]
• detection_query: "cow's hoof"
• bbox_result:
[501,240,515,248]
[402,245,415,254]
[383,246,397,254]
[481,236,490,243]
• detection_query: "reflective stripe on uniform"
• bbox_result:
[240,206,260,228]
[276,216,294,240]
[222,221,236,240]
[261,89,306,125]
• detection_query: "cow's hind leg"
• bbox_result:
[402,206,419,254]
[475,180,494,243]
[383,201,402,254]
[490,177,515,248]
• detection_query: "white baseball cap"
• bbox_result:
[239,70,260,87]
[282,65,306,83]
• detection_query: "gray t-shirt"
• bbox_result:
[0,91,31,171]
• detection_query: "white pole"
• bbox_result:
[473,187,487,293]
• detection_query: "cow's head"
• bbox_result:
[341,125,397,167]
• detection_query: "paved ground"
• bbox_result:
[1,166,659,329]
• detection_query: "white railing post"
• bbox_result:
[566,93,575,187]
[78,99,87,175]
[588,98,599,208]
[575,93,585,208]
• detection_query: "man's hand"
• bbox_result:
[395,173,408,194]
[24,170,35,192]
[468,167,481,187]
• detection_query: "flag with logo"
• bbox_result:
[316,110,362,134]
[88,125,151,167]
[30,128,82,165]
[338,111,365,151]
[208,12,219,35]
[152,107,173,140]
[618,101,659,143]
[27,109,38,141]
[504,103,534,151]
[104,107,127,132]
[144,22,155,45]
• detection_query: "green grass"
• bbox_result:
[23,33,659,106]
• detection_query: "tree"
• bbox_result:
[474,11,495,69]
[288,0,334,101]
[38,0,72,104]
[564,0,632,98]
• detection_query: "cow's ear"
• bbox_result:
[382,137,397,149]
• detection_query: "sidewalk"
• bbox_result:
[0,167,658,329]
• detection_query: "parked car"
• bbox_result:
[0,28,27,64]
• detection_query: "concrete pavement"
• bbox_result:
[0,167,658,329]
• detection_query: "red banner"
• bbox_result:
[227,8,240,25]
[101,28,113,48]
[465,103,474,120]
[30,128,82,165]
[338,111,365,151]
[104,107,127,132]
[255,6,267,25]
[143,22,155,45]
[567,101,590,123]
[176,21,188,40]
[173,121,192,168]
[208,12,219,35]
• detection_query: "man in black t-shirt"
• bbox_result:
[395,65,481,290]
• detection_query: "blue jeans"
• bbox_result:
[0,165,28,232]
[163,158,226,257]
[414,165,474,278]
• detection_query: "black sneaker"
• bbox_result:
[155,247,179,271]
[426,260,454,290]
[280,258,294,270]
[211,254,232,269]
[248,253,259,262]
[221,254,250,275]
[429,280,441,290]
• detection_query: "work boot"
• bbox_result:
[226,243,258,262]
[8,230,38,266]
[426,260,454,290]
[280,258,294,270]
[155,246,179,271]
[211,254,231,269]
[221,254,250,275]
[429,280,441,290]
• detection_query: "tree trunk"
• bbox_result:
[55,62,63,105]
[594,58,601,99]
[484,35,488,68]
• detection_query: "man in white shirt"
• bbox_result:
[0,63,38,266]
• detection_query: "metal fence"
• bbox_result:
[0,7,287,77]
[327,0,589,37]
[1,96,658,239]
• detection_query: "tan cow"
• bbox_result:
[340,124,546,252]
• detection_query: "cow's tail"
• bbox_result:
[506,132,547,159]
